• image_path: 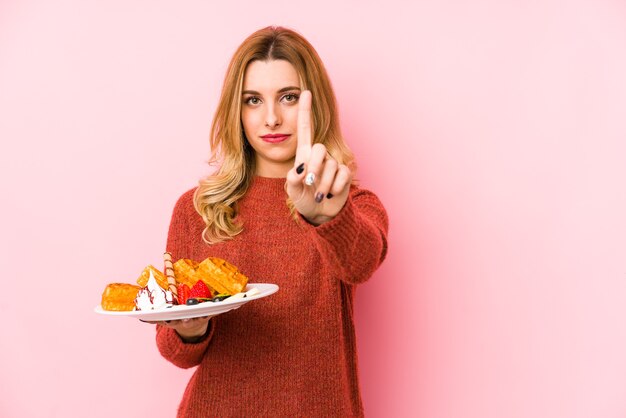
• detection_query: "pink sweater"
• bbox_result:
[156,176,388,417]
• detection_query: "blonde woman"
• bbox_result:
[155,26,389,417]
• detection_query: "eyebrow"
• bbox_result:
[242,86,301,95]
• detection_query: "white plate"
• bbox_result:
[94,283,279,321]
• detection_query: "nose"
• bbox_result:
[265,103,281,128]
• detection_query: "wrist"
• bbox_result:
[302,213,333,226]
[177,322,210,343]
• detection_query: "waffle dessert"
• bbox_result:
[101,283,141,311]
[98,256,250,312]
[196,257,248,295]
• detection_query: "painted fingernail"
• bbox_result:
[305,172,315,186]
[315,192,324,203]
[296,163,305,174]
[326,193,334,199]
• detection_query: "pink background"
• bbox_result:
[1,1,625,417]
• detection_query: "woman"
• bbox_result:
[155,26,388,417]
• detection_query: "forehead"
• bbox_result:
[242,59,300,91]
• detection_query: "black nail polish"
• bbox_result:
[326,193,334,199]
[296,163,305,174]
[315,192,324,203]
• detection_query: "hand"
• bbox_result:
[286,90,352,225]
[141,316,213,342]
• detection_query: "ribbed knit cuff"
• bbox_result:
[313,195,360,241]
[156,320,214,369]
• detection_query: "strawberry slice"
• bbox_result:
[177,283,191,305]
[189,280,212,300]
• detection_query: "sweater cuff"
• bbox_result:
[156,319,214,367]
[301,195,360,244]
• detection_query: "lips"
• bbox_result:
[260,134,291,143]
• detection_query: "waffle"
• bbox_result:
[196,257,248,295]
[101,283,141,311]
[172,258,200,288]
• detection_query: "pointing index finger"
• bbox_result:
[296,90,312,164]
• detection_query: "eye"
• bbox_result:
[244,96,262,106]
[281,93,299,103]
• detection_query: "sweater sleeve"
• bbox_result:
[155,321,215,369]
[155,189,216,368]
[305,187,389,285]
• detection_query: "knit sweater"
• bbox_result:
[156,176,389,417]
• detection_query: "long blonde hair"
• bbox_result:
[194,26,355,244]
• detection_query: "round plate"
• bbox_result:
[94,283,278,321]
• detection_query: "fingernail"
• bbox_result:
[296,163,305,175]
[315,192,324,203]
[326,193,334,199]
[305,172,315,186]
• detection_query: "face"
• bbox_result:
[241,59,301,177]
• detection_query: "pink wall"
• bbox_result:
[1,1,625,417]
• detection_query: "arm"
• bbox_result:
[285,91,388,284]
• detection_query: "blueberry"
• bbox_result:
[186,298,199,305]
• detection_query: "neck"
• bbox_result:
[254,159,294,178]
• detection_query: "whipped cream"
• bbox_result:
[134,270,174,311]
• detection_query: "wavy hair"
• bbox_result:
[194,26,355,244]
